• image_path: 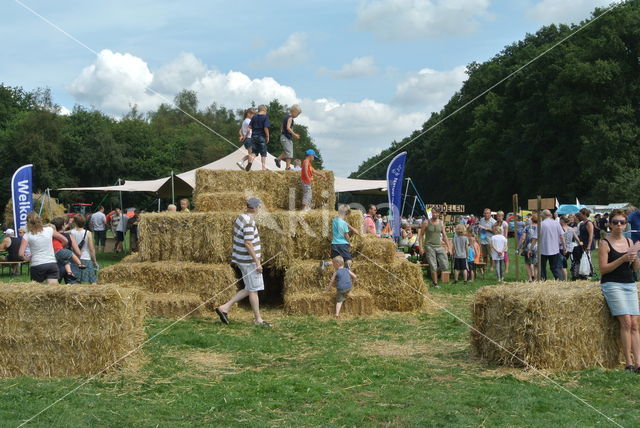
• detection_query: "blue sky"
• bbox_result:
[1,0,613,176]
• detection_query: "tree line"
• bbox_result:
[0,86,322,211]
[351,1,640,213]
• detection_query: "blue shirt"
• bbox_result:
[467,246,475,263]
[335,268,352,290]
[249,114,270,137]
[332,217,350,245]
[629,210,640,243]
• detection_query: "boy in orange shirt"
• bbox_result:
[300,149,326,211]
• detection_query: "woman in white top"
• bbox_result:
[19,212,68,284]
[69,214,98,284]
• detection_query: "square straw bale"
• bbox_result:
[194,191,275,212]
[471,281,622,370]
[100,261,238,310]
[352,235,397,264]
[137,210,363,269]
[143,292,210,319]
[283,290,374,316]
[284,259,427,312]
[194,169,336,210]
[0,283,145,377]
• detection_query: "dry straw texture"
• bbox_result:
[4,193,66,227]
[284,259,427,312]
[194,169,336,210]
[471,281,622,370]
[194,192,275,212]
[100,262,238,310]
[0,283,144,377]
[284,290,374,316]
[137,210,363,269]
[144,293,210,318]
[121,253,141,263]
[352,235,397,264]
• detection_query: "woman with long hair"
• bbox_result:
[599,209,640,371]
[18,212,68,284]
[69,214,99,285]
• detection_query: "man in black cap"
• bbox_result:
[216,197,271,327]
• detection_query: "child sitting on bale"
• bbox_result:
[327,256,357,318]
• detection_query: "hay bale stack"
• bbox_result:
[121,253,140,263]
[4,193,67,227]
[194,191,275,212]
[284,290,375,316]
[137,211,363,268]
[471,281,621,370]
[194,169,336,210]
[0,283,144,377]
[352,235,397,264]
[100,262,237,309]
[144,293,210,318]
[284,259,427,312]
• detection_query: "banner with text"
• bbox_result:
[11,164,33,231]
[386,152,407,241]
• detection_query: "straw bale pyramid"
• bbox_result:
[102,169,428,317]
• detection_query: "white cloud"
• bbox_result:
[356,0,491,41]
[527,0,611,25]
[318,56,379,79]
[260,33,309,67]
[66,50,430,175]
[393,65,467,108]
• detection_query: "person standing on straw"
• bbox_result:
[274,104,301,170]
[327,255,357,318]
[19,212,67,284]
[599,209,640,372]
[236,107,256,170]
[216,198,271,327]
[246,105,270,171]
[321,204,361,271]
[300,149,326,211]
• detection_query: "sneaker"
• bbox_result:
[236,161,245,170]
[453,280,458,284]
[274,158,281,168]
[625,365,635,372]
[255,321,272,327]
[432,283,441,289]
[319,261,330,271]
[245,162,252,171]
[285,167,291,171]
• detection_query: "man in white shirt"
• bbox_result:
[90,206,107,254]
[539,209,566,280]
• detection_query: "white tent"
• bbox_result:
[58,147,387,195]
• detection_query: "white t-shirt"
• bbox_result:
[241,118,252,138]
[70,229,92,260]
[116,215,128,233]
[490,234,508,261]
[24,227,56,267]
[90,211,107,231]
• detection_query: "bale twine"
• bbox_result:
[471,281,622,370]
[0,283,145,377]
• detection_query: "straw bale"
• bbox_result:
[4,193,66,227]
[284,290,374,316]
[194,192,275,212]
[100,261,237,309]
[0,283,145,377]
[121,253,140,263]
[471,281,622,370]
[194,169,336,210]
[284,259,427,312]
[137,211,363,269]
[352,235,397,264]
[144,293,210,319]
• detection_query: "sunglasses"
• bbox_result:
[611,219,627,225]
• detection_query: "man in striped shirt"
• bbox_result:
[216,198,271,327]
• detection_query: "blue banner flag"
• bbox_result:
[11,164,33,231]
[386,152,407,241]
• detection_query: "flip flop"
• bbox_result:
[215,307,229,325]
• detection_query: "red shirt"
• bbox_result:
[52,237,64,252]
[364,215,377,234]
[301,159,314,184]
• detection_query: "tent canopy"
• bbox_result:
[58,147,387,195]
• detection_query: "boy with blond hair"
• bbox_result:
[452,223,469,284]
[247,105,270,171]
[275,104,302,170]
[328,256,357,318]
[490,224,508,282]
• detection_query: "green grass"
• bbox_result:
[0,243,632,427]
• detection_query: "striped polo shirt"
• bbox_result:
[231,213,261,264]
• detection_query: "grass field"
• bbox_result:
[1,242,637,426]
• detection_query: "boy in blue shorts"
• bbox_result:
[322,204,361,270]
[247,105,270,171]
[328,256,357,318]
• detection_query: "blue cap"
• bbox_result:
[305,149,318,159]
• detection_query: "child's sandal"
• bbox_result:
[78,264,87,270]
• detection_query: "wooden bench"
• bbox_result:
[0,261,30,276]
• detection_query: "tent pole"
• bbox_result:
[400,178,410,218]
[47,188,53,219]
[410,196,418,218]
[118,178,123,210]
[158,197,161,212]
[171,171,175,205]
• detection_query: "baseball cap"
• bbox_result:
[305,149,318,159]
[4,229,14,235]
[247,197,262,209]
